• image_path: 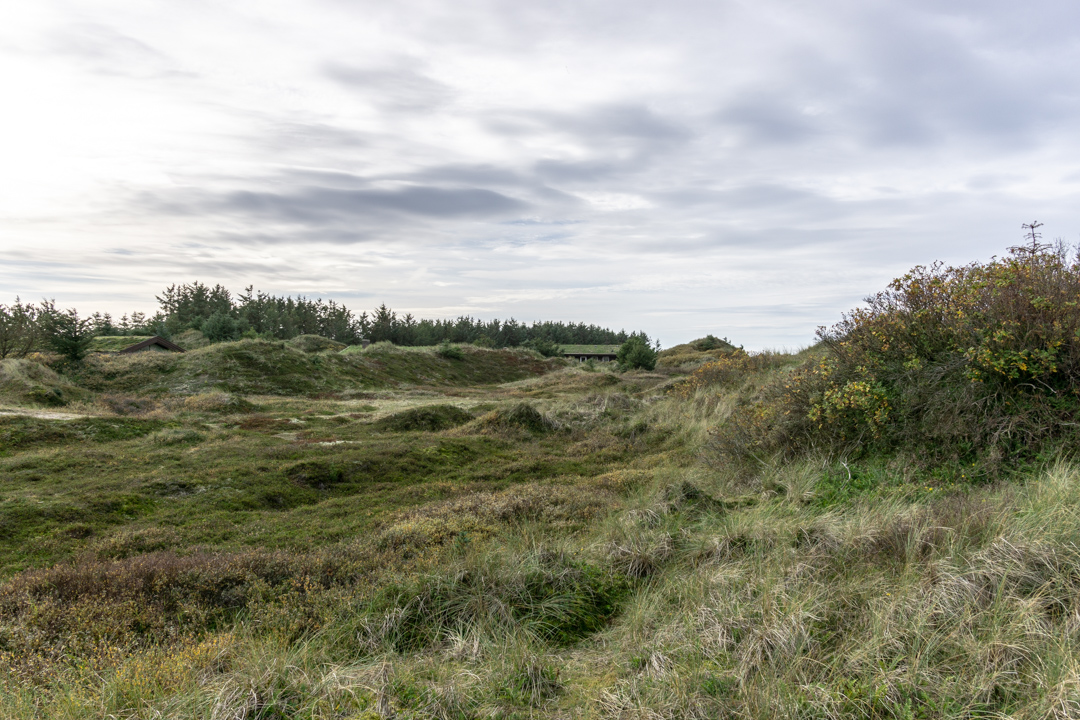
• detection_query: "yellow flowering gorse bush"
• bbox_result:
[789,242,1080,463]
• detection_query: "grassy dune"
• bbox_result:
[4,318,1080,717]
[73,341,557,396]
[2,342,555,407]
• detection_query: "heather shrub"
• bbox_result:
[734,243,1080,469]
[0,549,363,676]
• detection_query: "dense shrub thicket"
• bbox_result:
[714,242,1080,471]
[674,349,788,396]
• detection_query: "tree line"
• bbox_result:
[0,282,653,361]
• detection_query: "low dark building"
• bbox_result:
[560,344,620,362]
[119,336,185,354]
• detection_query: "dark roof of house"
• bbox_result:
[561,344,621,355]
[118,336,185,354]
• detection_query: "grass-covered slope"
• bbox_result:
[657,334,738,369]
[0,358,94,407]
[72,340,558,396]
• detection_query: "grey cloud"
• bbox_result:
[709,4,1080,153]
[265,169,373,189]
[863,10,1080,142]
[210,228,380,246]
[533,159,622,183]
[965,174,1010,191]
[87,250,331,281]
[849,17,1043,145]
[0,261,121,286]
[50,23,192,79]
[404,164,530,188]
[482,105,694,190]
[547,103,690,142]
[523,185,586,206]
[324,63,454,111]
[716,94,824,145]
[718,184,830,210]
[386,163,586,208]
[263,122,370,151]
[152,185,529,226]
[656,184,835,214]
[487,103,691,154]
[502,219,582,226]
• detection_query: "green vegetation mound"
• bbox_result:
[360,549,628,651]
[374,404,473,432]
[287,334,346,353]
[474,402,559,435]
[78,340,555,396]
[172,328,210,350]
[177,391,255,414]
[657,334,738,369]
[0,358,92,407]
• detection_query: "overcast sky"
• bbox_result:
[3,0,1080,348]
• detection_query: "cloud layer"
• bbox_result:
[3,0,1080,347]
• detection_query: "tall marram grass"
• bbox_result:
[10,461,1080,718]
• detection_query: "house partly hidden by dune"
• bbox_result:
[561,344,620,362]
[89,336,185,354]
